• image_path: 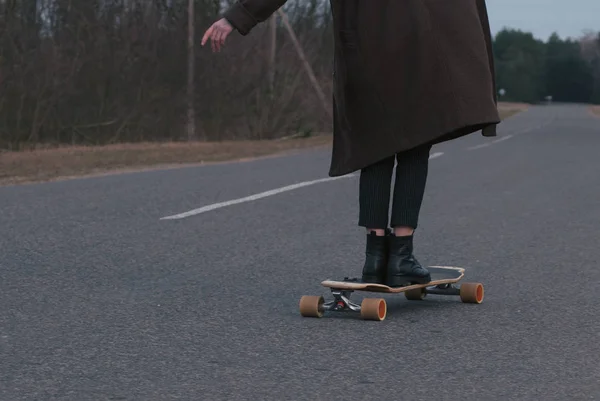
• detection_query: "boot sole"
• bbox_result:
[386,275,432,287]
[361,275,386,285]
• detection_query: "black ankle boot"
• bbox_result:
[386,234,431,287]
[361,231,390,284]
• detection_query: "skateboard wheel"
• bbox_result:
[404,288,426,301]
[460,282,484,304]
[360,298,387,321]
[299,295,324,318]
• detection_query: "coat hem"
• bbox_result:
[327,120,500,177]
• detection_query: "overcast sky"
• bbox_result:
[486,0,599,40]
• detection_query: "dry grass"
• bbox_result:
[497,101,529,119]
[0,135,332,186]
[590,105,600,117]
[1,102,527,186]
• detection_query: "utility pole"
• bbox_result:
[277,9,332,119]
[267,14,277,95]
[187,0,196,140]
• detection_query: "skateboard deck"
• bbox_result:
[299,266,484,321]
[321,266,464,294]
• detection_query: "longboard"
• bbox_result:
[299,266,483,321]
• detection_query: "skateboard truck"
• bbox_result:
[300,288,388,321]
[323,290,362,312]
[425,283,461,296]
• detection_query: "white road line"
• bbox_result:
[160,152,445,220]
[466,120,553,151]
[160,175,356,220]
[467,134,513,150]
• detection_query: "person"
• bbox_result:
[202,0,500,287]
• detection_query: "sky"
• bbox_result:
[486,0,599,41]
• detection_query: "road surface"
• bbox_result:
[1,104,599,400]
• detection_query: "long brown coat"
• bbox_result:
[223,0,501,177]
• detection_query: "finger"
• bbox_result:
[201,26,213,46]
[220,30,228,48]
[213,30,219,52]
[210,29,220,52]
[215,29,224,52]
[219,31,227,51]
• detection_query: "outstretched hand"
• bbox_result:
[201,18,234,52]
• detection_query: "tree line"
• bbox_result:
[494,29,600,104]
[0,0,598,150]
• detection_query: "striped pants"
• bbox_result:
[358,143,432,229]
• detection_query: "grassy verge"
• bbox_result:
[0,135,332,186]
[1,103,526,186]
[497,102,529,119]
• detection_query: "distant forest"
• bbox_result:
[0,0,598,149]
[494,29,600,104]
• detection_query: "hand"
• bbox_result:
[201,18,234,52]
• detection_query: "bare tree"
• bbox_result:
[187,0,196,140]
[0,0,335,149]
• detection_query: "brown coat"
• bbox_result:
[223,0,501,177]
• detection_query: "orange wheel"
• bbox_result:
[404,288,426,300]
[460,282,484,304]
[299,295,325,317]
[360,298,387,321]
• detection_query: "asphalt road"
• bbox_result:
[1,104,600,400]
